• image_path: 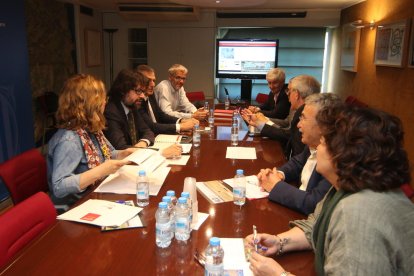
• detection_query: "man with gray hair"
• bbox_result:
[154,64,207,120]
[257,93,343,215]
[242,74,321,158]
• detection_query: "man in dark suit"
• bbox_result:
[104,69,155,149]
[247,68,290,119]
[242,75,320,159]
[257,93,343,215]
[135,65,197,135]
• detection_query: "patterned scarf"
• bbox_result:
[76,129,112,169]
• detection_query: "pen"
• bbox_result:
[253,225,258,252]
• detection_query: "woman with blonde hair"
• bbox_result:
[47,74,133,207]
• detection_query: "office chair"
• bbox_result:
[0,148,48,205]
[255,93,269,104]
[186,91,205,102]
[0,192,56,268]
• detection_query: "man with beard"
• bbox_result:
[104,69,155,149]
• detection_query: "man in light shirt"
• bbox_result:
[154,64,207,120]
[257,93,342,215]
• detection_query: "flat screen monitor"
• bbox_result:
[216,39,279,79]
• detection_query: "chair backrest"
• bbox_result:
[0,192,56,268]
[255,93,269,104]
[344,96,368,107]
[186,91,205,102]
[0,149,48,205]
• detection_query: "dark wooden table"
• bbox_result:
[0,124,315,276]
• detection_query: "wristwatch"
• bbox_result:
[280,272,290,276]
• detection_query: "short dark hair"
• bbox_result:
[317,105,411,192]
[135,64,155,75]
[108,69,148,101]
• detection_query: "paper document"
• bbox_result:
[196,181,233,204]
[95,165,170,196]
[124,148,156,165]
[140,154,166,173]
[221,238,253,276]
[191,212,209,231]
[101,200,145,231]
[165,155,190,166]
[223,175,268,200]
[226,147,257,159]
[57,199,142,227]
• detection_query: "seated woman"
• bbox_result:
[47,74,134,207]
[245,105,414,275]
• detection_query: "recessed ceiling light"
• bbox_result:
[216,0,220,3]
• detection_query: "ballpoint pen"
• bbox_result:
[253,225,258,252]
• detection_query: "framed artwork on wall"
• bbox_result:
[408,18,414,68]
[374,19,409,67]
[341,24,361,72]
[85,29,102,67]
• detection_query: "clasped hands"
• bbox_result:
[192,108,208,120]
[257,167,284,192]
[241,108,268,127]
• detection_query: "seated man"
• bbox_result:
[248,68,290,119]
[135,64,198,135]
[257,93,343,215]
[154,64,207,120]
[242,75,321,159]
[104,69,181,158]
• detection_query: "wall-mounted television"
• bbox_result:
[216,39,279,79]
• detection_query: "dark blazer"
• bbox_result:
[138,94,179,135]
[268,146,331,215]
[104,99,155,149]
[261,104,305,159]
[260,90,291,119]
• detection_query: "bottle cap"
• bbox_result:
[162,196,171,203]
[138,170,146,176]
[181,192,190,198]
[178,197,187,204]
[236,169,244,175]
[209,237,220,246]
[166,190,175,197]
[158,202,168,208]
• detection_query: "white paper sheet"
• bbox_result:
[223,175,268,200]
[165,155,190,166]
[124,148,156,164]
[57,199,142,227]
[226,147,257,160]
[221,238,253,276]
[195,182,226,204]
[191,212,209,230]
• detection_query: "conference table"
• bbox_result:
[0,116,315,275]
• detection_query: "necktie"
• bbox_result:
[127,111,137,145]
[299,149,317,191]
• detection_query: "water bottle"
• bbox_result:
[233,169,246,206]
[155,202,172,248]
[136,170,149,207]
[224,95,230,110]
[175,197,190,241]
[204,101,209,112]
[208,108,214,128]
[162,196,175,239]
[166,190,178,206]
[193,124,201,148]
[204,237,224,276]
[231,123,239,146]
[181,191,192,227]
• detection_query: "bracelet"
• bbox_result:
[275,235,289,256]
[280,272,291,276]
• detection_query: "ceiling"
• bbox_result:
[75,0,364,12]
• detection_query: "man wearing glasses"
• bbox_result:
[104,69,155,149]
[154,64,207,120]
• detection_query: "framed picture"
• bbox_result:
[374,19,409,67]
[341,24,361,72]
[408,18,414,68]
[84,29,102,67]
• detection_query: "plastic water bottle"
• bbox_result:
[181,191,192,227]
[193,124,201,148]
[224,95,230,110]
[136,170,149,207]
[162,196,175,239]
[231,123,239,146]
[204,237,224,276]
[155,202,172,248]
[175,197,190,241]
[208,108,214,128]
[233,169,246,206]
[166,190,177,206]
[204,101,209,111]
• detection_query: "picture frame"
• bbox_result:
[84,29,102,67]
[408,18,414,68]
[340,24,361,72]
[374,19,409,67]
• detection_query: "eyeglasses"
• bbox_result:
[133,88,145,95]
[174,76,186,81]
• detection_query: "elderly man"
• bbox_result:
[154,64,207,120]
[135,65,198,135]
[248,68,290,119]
[242,75,321,158]
[257,93,343,215]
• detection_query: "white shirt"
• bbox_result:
[299,148,317,191]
